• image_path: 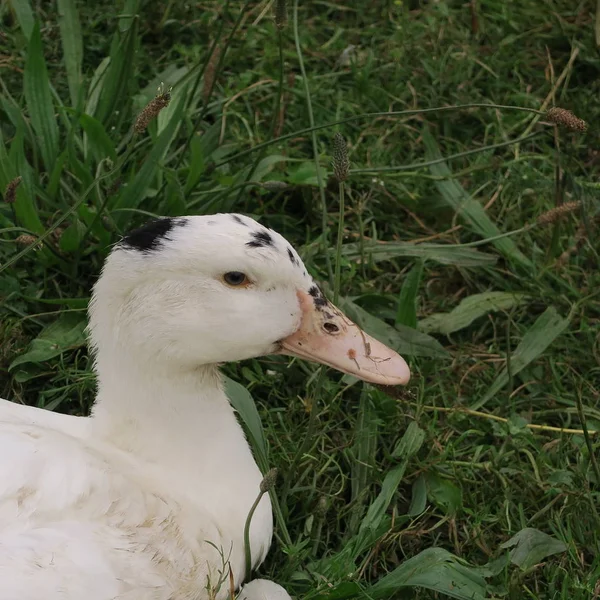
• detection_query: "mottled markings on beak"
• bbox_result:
[119,217,188,254]
[246,229,275,248]
[231,214,248,226]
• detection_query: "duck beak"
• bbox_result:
[278,290,410,386]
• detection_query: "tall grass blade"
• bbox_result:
[8,0,34,39]
[396,260,424,328]
[23,22,59,170]
[339,297,448,358]
[422,128,532,270]
[419,291,528,335]
[57,0,83,107]
[341,240,497,267]
[0,129,43,234]
[113,90,186,227]
[471,306,570,409]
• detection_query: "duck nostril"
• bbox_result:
[323,322,339,334]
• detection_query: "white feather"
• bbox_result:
[0,214,311,599]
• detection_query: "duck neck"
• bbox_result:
[90,351,261,486]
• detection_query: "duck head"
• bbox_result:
[89,214,410,386]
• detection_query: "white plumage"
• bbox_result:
[0,214,409,599]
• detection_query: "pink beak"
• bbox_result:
[278,290,410,386]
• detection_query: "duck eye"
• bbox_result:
[223,271,249,287]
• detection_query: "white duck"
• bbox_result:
[0,213,410,600]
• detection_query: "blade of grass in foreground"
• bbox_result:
[57,0,83,108]
[422,128,532,270]
[340,240,497,267]
[8,0,34,39]
[471,306,570,410]
[23,22,59,171]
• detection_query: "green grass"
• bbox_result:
[1,0,600,597]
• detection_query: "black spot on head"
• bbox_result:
[287,247,298,266]
[120,217,188,253]
[323,322,339,334]
[231,214,248,226]
[246,229,274,249]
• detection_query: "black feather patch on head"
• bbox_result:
[231,214,248,226]
[246,229,275,248]
[120,217,188,253]
[287,247,298,266]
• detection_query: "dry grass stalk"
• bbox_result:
[134,91,171,134]
[4,176,22,204]
[536,201,582,226]
[545,107,587,132]
[332,132,349,182]
[203,45,222,104]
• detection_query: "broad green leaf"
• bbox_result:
[59,219,87,253]
[369,547,488,600]
[224,377,268,473]
[501,528,566,570]
[85,57,111,117]
[422,128,532,269]
[426,473,463,515]
[94,21,137,125]
[419,291,528,335]
[23,22,59,170]
[341,240,497,267]
[0,128,44,234]
[80,114,117,163]
[396,260,424,328]
[357,422,424,545]
[8,0,34,39]
[287,161,327,187]
[339,297,449,358]
[408,473,427,516]
[9,313,87,370]
[472,307,570,409]
[57,0,83,107]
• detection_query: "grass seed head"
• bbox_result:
[259,468,278,493]
[545,107,587,132]
[333,132,349,182]
[134,91,171,134]
[537,201,582,226]
[4,176,22,204]
[203,45,222,104]
[15,234,37,247]
[275,0,287,29]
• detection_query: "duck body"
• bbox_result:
[0,214,409,599]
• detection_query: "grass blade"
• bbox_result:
[396,260,424,328]
[339,297,449,359]
[471,306,570,409]
[224,376,268,472]
[419,291,528,335]
[368,547,488,600]
[57,0,83,107]
[23,22,59,170]
[8,0,34,39]
[113,89,186,227]
[341,240,497,267]
[422,128,532,270]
